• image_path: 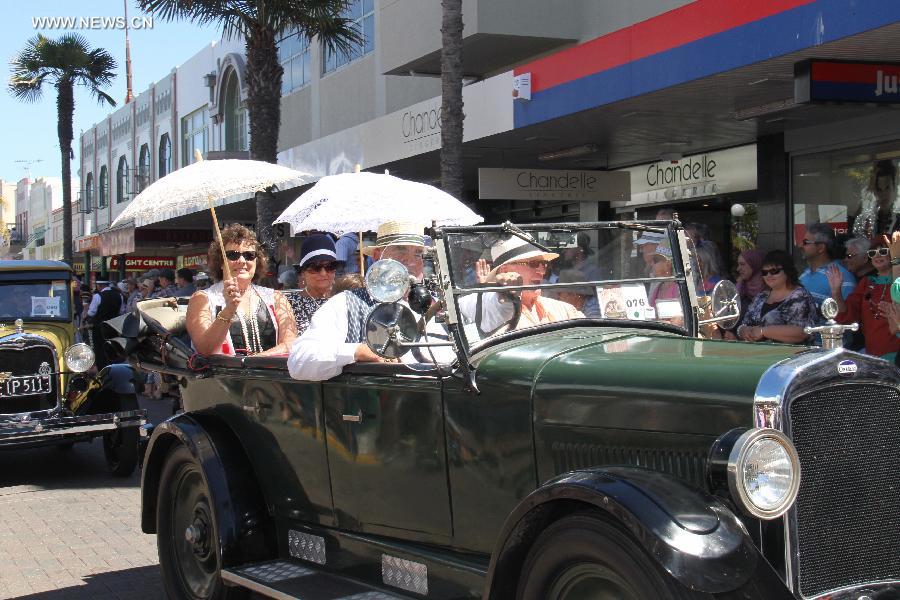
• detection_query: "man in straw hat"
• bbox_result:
[288,221,430,381]
[461,235,583,334]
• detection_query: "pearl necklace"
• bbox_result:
[236,286,262,354]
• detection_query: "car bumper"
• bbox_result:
[0,409,147,447]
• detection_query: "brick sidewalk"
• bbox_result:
[0,395,172,599]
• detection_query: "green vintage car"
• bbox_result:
[132,222,898,600]
[0,260,146,476]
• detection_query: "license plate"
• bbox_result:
[0,375,51,398]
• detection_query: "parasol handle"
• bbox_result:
[354,163,365,275]
[208,196,231,281]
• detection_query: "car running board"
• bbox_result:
[221,559,415,600]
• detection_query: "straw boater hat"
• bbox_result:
[489,236,559,276]
[362,221,426,256]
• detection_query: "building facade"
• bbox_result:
[77,0,900,279]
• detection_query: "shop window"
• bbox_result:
[792,142,900,245]
[279,28,311,94]
[223,72,248,151]
[116,156,129,204]
[83,173,93,214]
[322,0,374,75]
[137,144,151,192]
[98,166,108,209]
[159,133,172,177]
[181,107,208,166]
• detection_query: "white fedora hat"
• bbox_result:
[489,236,559,275]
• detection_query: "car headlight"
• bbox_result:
[366,259,410,303]
[64,343,95,373]
[719,428,800,519]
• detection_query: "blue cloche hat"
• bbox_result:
[295,233,338,268]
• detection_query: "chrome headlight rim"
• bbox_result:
[64,343,95,373]
[726,427,801,520]
[365,258,411,304]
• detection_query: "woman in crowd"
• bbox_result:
[186,224,297,355]
[285,234,339,335]
[735,249,766,306]
[695,243,723,294]
[737,250,819,344]
[826,240,900,360]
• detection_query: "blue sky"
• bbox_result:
[0,1,222,186]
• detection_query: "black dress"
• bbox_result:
[214,302,277,354]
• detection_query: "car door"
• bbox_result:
[203,356,336,528]
[322,362,452,543]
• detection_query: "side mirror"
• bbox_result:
[366,303,420,358]
[700,280,741,330]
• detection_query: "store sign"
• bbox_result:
[179,253,207,268]
[615,145,756,208]
[108,256,176,272]
[278,73,514,178]
[795,59,900,104]
[76,235,101,252]
[478,168,629,202]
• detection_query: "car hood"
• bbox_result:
[477,327,806,436]
[0,322,71,360]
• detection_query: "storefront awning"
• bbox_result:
[99,221,136,255]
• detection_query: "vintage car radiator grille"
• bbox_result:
[789,384,900,598]
[551,442,707,488]
[0,346,57,414]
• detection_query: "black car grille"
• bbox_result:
[0,346,57,414]
[789,384,900,598]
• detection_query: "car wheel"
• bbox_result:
[102,392,140,477]
[517,510,711,600]
[103,427,139,476]
[157,445,246,600]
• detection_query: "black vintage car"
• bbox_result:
[131,222,898,599]
[0,260,145,476]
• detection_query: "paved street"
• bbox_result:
[0,396,171,600]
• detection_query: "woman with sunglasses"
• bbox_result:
[285,234,340,335]
[826,241,900,360]
[737,250,819,344]
[186,224,297,356]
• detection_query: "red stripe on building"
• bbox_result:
[514,0,817,93]
[811,61,900,84]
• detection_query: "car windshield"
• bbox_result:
[441,222,695,350]
[0,280,72,321]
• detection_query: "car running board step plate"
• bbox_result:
[221,560,414,600]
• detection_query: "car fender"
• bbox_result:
[140,413,274,566]
[485,467,758,598]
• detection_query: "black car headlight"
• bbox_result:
[708,428,801,519]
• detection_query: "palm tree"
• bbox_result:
[139,0,361,260]
[9,34,117,266]
[440,0,464,201]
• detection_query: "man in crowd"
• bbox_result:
[462,236,583,334]
[152,268,178,298]
[174,268,196,297]
[335,232,364,275]
[288,221,428,381]
[86,279,122,369]
[843,236,875,279]
[799,223,855,306]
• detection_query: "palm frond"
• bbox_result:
[139,0,250,38]
[8,33,116,105]
[284,0,363,55]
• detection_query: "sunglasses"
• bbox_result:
[511,260,549,270]
[801,239,823,246]
[302,261,339,273]
[761,267,784,276]
[225,250,258,261]
[867,247,890,258]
